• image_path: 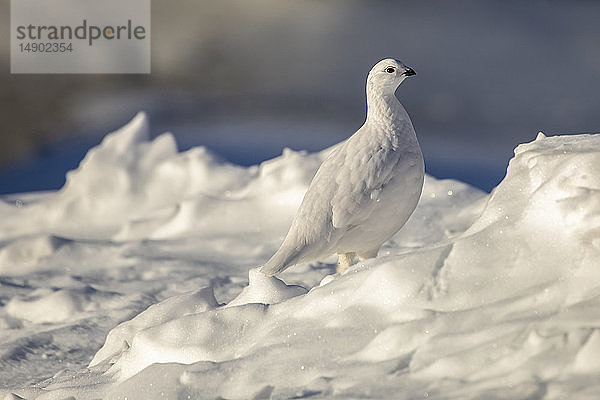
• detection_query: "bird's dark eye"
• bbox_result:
[385,67,395,73]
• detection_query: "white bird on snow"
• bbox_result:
[261,58,424,276]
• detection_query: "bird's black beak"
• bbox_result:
[402,68,416,77]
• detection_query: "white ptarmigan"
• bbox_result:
[261,58,424,276]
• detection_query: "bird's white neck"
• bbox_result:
[365,86,416,147]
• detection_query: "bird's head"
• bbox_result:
[367,58,416,95]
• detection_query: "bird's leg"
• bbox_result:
[357,246,380,261]
[337,252,356,274]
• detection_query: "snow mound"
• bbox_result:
[89,287,219,368]
[0,235,67,275]
[449,132,600,306]
[226,268,308,307]
[1,114,599,399]
[95,131,600,399]
[6,287,96,324]
[0,112,323,246]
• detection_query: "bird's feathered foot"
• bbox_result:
[336,252,356,274]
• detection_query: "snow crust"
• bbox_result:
[1,114,599,399]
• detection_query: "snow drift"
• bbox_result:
[1,113,599,399]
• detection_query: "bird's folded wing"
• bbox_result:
[331,144,400,229]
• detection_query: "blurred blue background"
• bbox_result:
[1,0,600,193]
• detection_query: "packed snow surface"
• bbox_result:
[1,113,599,399]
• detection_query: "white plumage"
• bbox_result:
[261,58,424,276]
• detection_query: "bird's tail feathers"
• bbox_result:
[260,246,303,276]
